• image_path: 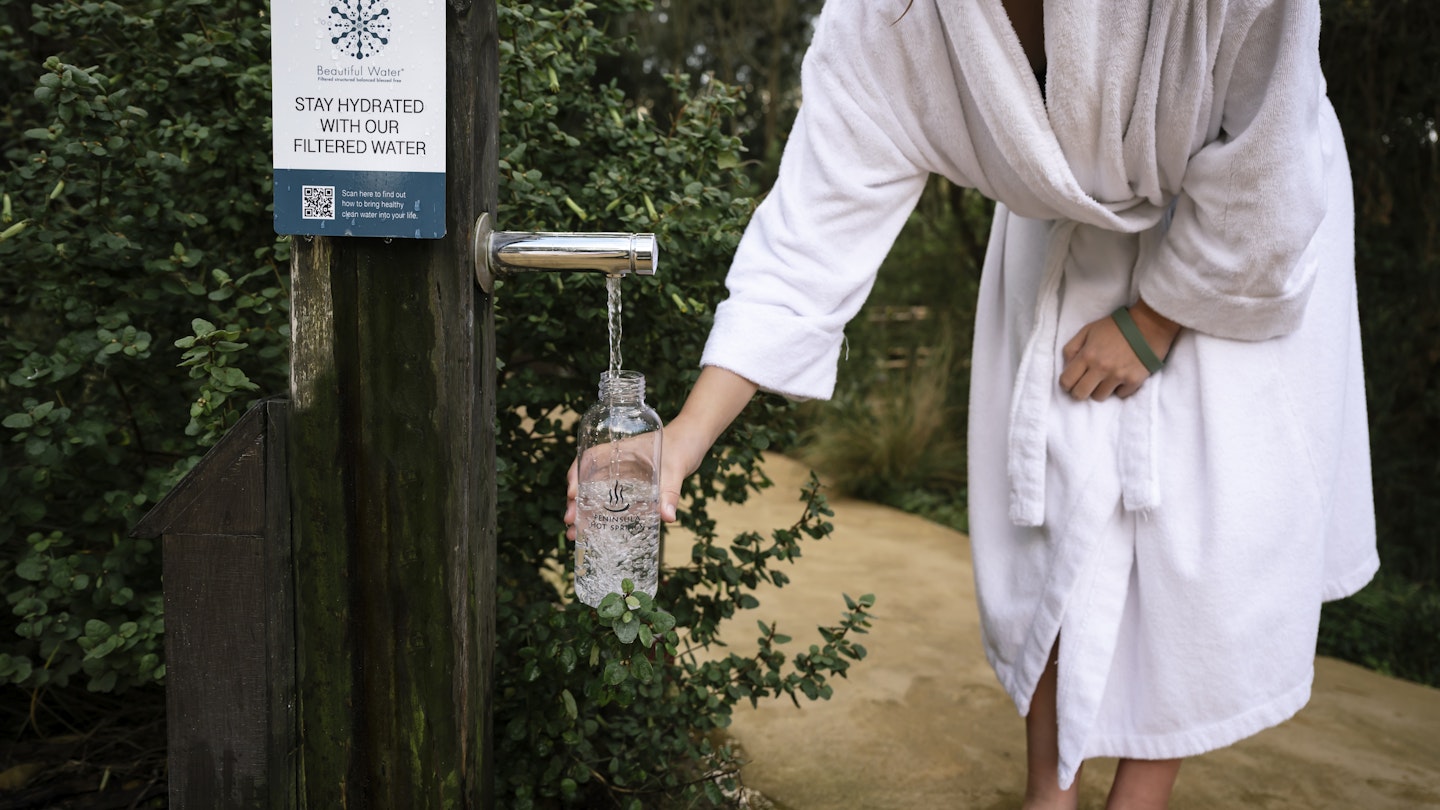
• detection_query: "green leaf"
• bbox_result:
[649,611,676,634]
[85,635,120,660]
[613,618,639,644]
[3,413,34,429]
[561,688,577,720]
[0,654,33,683]
[596,594,625,619]
[88,669,118,692]
[630,653,654,683]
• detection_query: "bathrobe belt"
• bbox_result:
[1006,220,1162,527]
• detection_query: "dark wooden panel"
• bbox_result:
[164,533,270,808]
[132,402,270,539]
[135,397,297,809]
[263,401,298,810]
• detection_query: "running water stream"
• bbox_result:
[607,275,622,378]
[605,275,622,483]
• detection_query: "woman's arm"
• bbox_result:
[1137,0,1328,341]
[654,366,760,522]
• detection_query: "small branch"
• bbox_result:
[112,376,148,457]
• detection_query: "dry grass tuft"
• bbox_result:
[798,336,966,505]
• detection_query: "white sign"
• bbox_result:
[272,0,446,238]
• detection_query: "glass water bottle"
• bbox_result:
[573,370,663,607]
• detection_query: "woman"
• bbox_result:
[567,0,1378,806]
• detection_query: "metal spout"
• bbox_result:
[473,212,657,293]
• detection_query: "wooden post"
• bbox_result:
[286,0,497,805]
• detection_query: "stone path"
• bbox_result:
[672,454,1440,809]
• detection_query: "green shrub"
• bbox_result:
[1319,574,1440,687]
[1,0,285,696]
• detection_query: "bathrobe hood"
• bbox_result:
[701,0,1377,788]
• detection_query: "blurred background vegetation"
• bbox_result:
[1,0,1436,805]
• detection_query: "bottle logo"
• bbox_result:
[604,480,631,513]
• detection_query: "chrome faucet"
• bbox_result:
[473,212,657,293]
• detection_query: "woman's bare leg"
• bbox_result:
[1105,758,1182,810]
[1023,642,1080,810]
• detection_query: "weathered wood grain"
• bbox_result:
[287,0,498,807]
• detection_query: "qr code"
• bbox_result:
[301,185,336,220]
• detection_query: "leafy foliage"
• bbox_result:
[602,0,824,174]
[0,0,285,695]
[1318,572,1440,686]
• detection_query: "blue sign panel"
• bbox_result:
[273,169,445,239]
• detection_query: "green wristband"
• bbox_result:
[1111,306,1165,374]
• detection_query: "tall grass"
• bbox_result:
[793,177,985,529]
[799,331,967,513]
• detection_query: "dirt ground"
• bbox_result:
[672,454,1440,810]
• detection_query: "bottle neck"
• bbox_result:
[598,370,646,404]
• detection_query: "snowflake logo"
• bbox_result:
[327,0,392,61]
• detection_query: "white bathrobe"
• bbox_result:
[700,0,1378,788]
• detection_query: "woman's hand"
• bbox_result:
[562,417,715,541]
[564,366,759,540]
[1059,298,1180,401]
